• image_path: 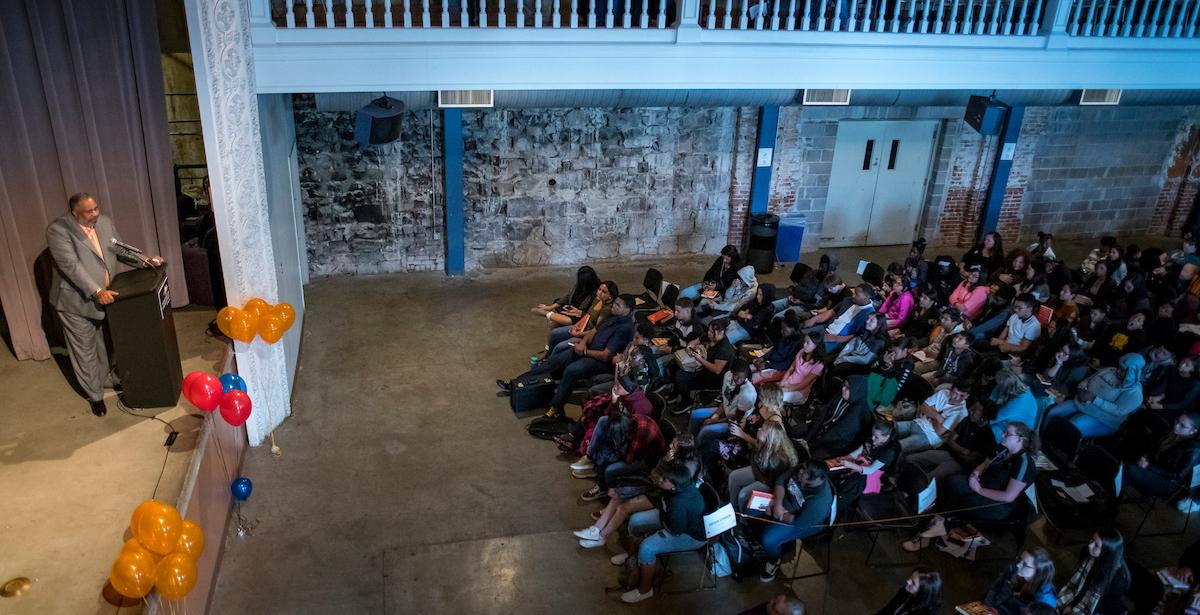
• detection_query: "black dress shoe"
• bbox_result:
[496,390,511,398]
[90,399,107,417]
[496,379,511,391]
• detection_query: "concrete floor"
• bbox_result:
[0,307,219,615]
[210,238,1197,614]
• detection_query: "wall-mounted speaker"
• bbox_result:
[964,95,1008,136]
[354,96,406,146]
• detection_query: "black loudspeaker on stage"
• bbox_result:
[107,268,183,408]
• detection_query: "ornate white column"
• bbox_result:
[183,0,291,445]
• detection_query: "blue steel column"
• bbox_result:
[749,106,780,215]
[981,105,1024,235]
[443,109,465,276]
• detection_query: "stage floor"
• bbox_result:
[0,306,219,615]
[207,236,1199,614]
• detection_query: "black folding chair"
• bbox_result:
[862,262,886,288]
[635,268,666,309]
[660,482,727,593]
[779,493,837,580]
[853,462,938,568]
[1125,463,1200,540]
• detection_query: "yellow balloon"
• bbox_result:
[134,502,182,556]
[175,520,205,560]
[155,553,197,601]
[110,549,157,599]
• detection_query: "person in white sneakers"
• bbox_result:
[578,458,707,604]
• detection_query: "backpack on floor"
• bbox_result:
[709,542,733,578]
[510,370,555,413]
[718,527,759,580]
[526,416,574,441]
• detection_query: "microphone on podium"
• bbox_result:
[110,238,154,268]
[110,238,145,254]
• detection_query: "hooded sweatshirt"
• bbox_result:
[1075,353,1146,430]
[710,265,759,313]
[810,375,874,458]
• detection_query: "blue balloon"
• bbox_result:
[219,373,248,394]
[231,477,253,502]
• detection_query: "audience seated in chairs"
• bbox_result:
[687,359,757,447]
[830,419,900,512]
[984,547,1059,614]
[534,265,602,327]
[509,233,1200,609]
[680,244,743,301]
[752,460,836,583]
[1044,352,1146,438]
[1056,529,1131,615]
[799,375,874,461]
[904,421,1039,552]
[873,567,942,615]
[892,379,970,454]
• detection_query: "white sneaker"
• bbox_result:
[610,552,630,566]
[621,588,654,603]
[579,537,605,548]
[573,526,601,540]
[570,458,594,472]
[572,468,598,479]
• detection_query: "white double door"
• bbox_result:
[821,120,938,248]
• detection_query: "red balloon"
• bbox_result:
[183,371,203,396]
[185,374,223,413]
[219,390,252,426]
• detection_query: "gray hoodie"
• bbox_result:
[710,265,759,313]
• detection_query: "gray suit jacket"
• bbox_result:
[46,214,140,320]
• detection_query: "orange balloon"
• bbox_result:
[110,549,157,599]
[130,500,160,536]
[216,306,237,338]
[155,553,197,600]
[273,303,296,330]
[175,520,205,560]
[134,502,183,556]
[228,310,259,344]
[243,298,270,319]
[256,312,286,344]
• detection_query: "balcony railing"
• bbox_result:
[1065,0,1199,36]
[268,0,1199,35]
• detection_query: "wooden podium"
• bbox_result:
[107,268,183,408]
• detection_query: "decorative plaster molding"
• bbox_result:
[185,0,291,445]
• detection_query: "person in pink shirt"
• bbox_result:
[780,332,826,404]
[880,275,916,330]
[949,264,991,321]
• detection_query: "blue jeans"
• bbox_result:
[760,514,827,560]
[548,325,574,351]
[680,283,703,301]
[725,321,750,345]
[629,509,707,565]
[1045,401,1118,437]
[588,415,610,458]
[552,355,610,412]
[688,407,729,445]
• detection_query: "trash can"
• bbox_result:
[746,213,779,275]
[775,215,806,263]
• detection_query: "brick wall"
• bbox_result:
[294,97,1200,277]
[1020,106,1198,241]
[462,107,735,270]
[294,95,445,276]
[726,107,758,248]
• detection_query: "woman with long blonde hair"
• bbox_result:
[725,385,802,511]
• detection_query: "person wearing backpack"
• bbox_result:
[610,458,707,604]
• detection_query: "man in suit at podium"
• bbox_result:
[46,193,163,417]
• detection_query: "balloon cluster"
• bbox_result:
[109,501,204,600]
[182,371,252,427]
[216,298,296,344]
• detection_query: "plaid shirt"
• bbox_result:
[625,415,665,467]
